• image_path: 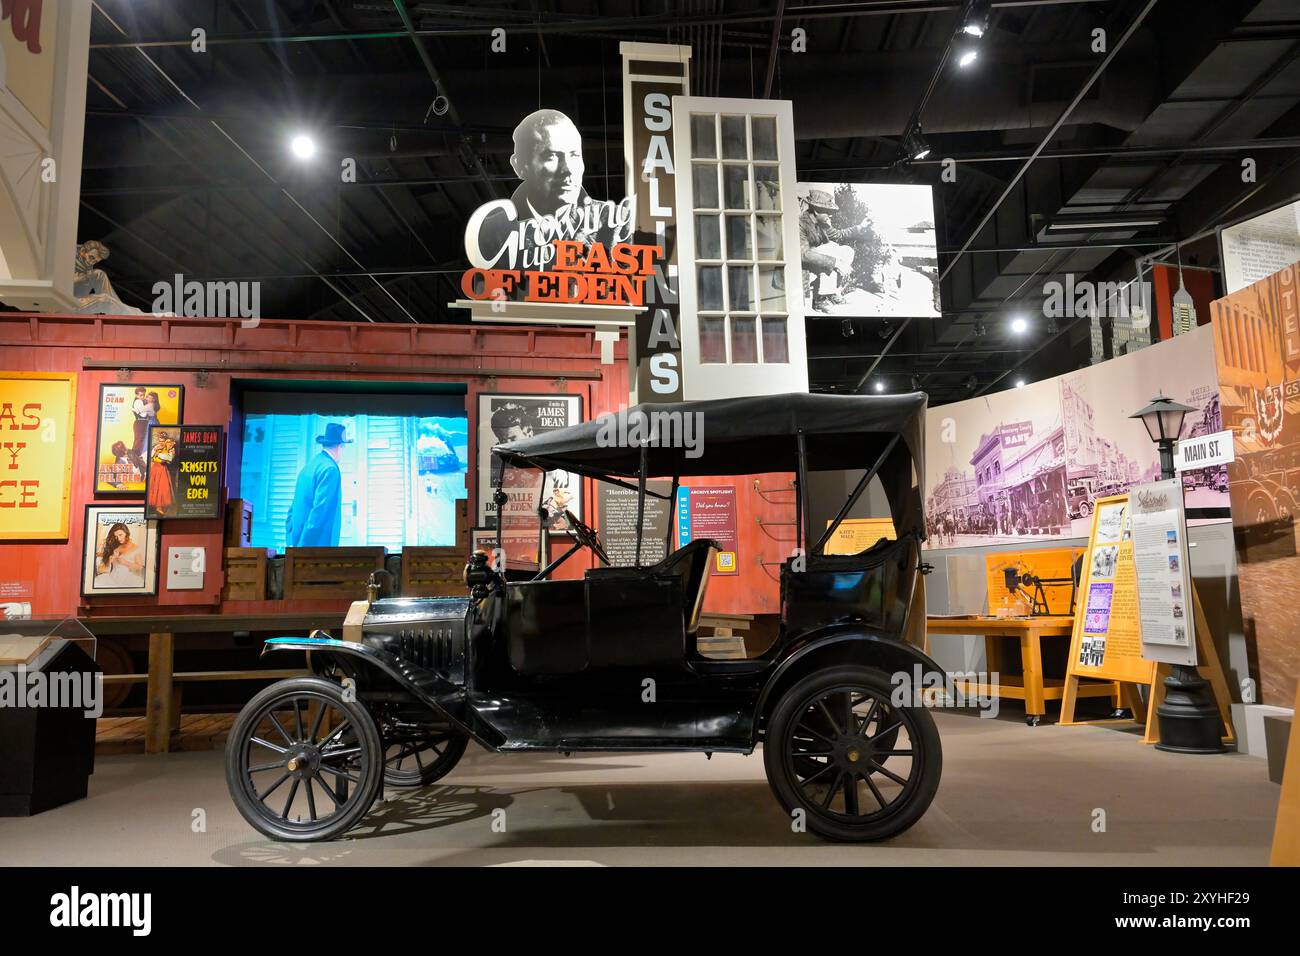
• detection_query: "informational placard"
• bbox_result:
[676,486,738,575]
[166,547,205,590]
[1129,479,1198,666]
[145,424,223,520]
[598,479,671,566]
[0,371,76,540]
[824,518,895,556]
[1064,495,1154,685]
[1220,198,1300,294]
[472,527,542,574]
[1174,429,1235,473]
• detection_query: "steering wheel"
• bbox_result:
[563,509,611,566]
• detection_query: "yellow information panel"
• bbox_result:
[984,547,1083,616]
[824,518,895,555]
[1064,493,1156,690]
[0,372,77,540]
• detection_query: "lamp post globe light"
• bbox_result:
[1129,395,1227,754]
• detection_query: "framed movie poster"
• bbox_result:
[93,383,184,496]
[0,371,77,540]
[145,424,224,520]
[81,505,160,596]
[476,393,582,528]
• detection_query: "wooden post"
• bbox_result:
[1271,677,1300,866]
[145,632,175,754]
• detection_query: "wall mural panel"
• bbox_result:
[923,324,1228,549]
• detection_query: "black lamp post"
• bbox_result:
[1129,395,1227,754]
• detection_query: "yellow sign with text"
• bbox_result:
[0,372,77,539]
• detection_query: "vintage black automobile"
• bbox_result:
[225,393,945,843]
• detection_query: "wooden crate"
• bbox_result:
[401,547,466,597]
[224,498,254,547]
[221,547,272,601]
[283,547,386,600]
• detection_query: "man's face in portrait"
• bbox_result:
[513,118,585,212]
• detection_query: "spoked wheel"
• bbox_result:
[382,726,469,789]
[765,665,941,842]
[225,677,383,842]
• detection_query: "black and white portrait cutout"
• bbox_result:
[465,109,634,276]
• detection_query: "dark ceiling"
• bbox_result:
[77,0,1300,404]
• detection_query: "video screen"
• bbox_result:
[238,390,467,552]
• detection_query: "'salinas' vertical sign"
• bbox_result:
[620,42,690,404]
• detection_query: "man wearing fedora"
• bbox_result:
[799,188,873,313]
[286,422,350,548]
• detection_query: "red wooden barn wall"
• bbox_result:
[0,313,791,619]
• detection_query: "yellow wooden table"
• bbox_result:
[925,615,1121,725]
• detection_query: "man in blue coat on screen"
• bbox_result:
[286,422,350,547]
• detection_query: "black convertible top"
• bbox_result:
[494,392,927,533]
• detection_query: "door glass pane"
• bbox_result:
[723,165,750,209]
[692,164,719,209]
[755,215,783,259]
[728,266,754,311]
[725,215,752,260]
[754,165,780,211]
[721,116,747,159]
[691,115,716,159]
[696,214,721,260]
[762,317,789,363]
[758,266,785,311]
[731,316,758,363]
[752,116,778,160]
[700,316,726,363]
[698,266,724,310]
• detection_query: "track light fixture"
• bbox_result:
[960,0,992,39]
[973,319,987,337]
[964,374,979,393]
[956,45,979,69]
[902,125,932,162]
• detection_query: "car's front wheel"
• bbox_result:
[764,665,941,842]
[226,677,383,842]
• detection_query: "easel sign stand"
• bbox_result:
[1058,493,1234,745]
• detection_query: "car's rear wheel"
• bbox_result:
[765,665,941,842]
[226,677,383,842]
[382,726,469,788]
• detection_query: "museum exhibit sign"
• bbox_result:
[1219,195,1300,295]
[0,370,75,540]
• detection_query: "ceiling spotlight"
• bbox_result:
[902,125,932,162]
[879,320,894,340]
[910,374,922,391]
[290,134,317,160]
[964,374,979,393]
[1015,378,1027,389]
[1010,315,1029,335]
[960,0,992,39]
[956,45,979,68]
[973,319,987,337]
[873,380,886,393]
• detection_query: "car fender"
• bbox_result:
[753,626,948,745]
[262,636,503,748]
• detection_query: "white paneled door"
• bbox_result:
[672,96,808,400]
